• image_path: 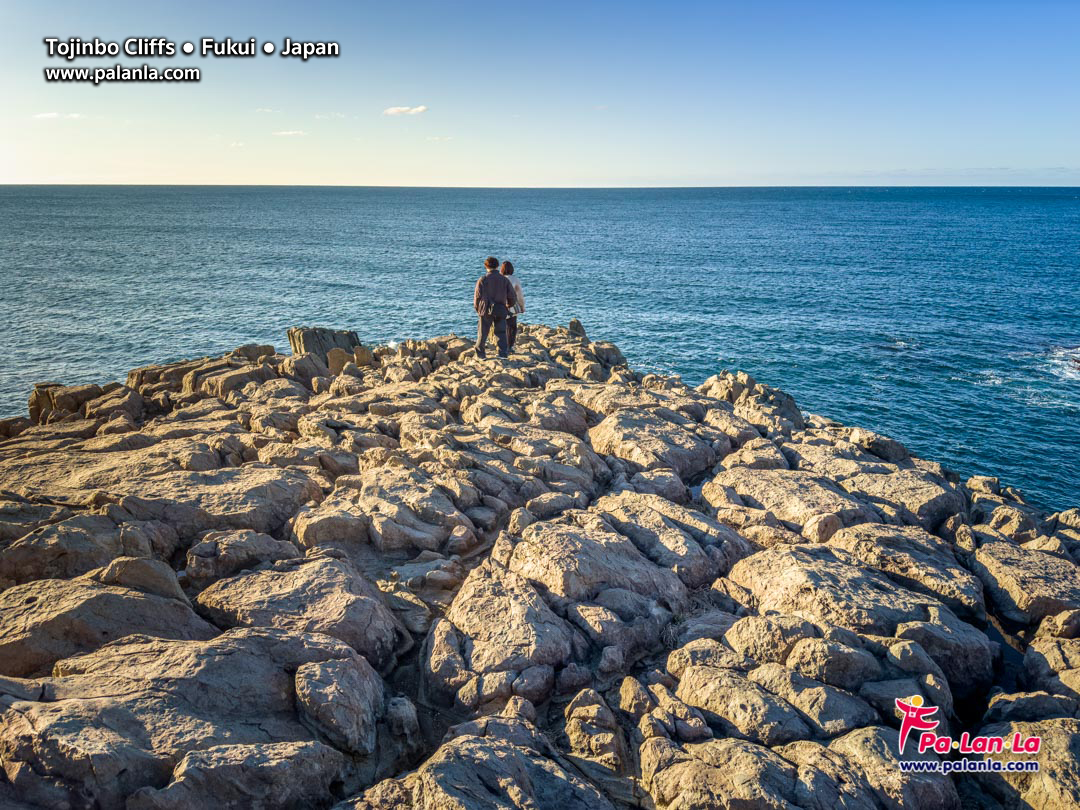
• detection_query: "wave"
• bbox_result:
[973,370,1006,387]
[875,337,920,352]
[1047,346,1080,383]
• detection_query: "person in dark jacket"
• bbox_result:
[473,256,517,359]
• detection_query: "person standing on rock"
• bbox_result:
[473,256,517,359]
[500,260,525,351]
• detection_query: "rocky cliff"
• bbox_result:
[0,323,1078,809]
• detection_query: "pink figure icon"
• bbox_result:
[895,694,940,754]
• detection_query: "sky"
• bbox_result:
[1,0,1078,186]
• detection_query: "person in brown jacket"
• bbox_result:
[473,256,517,359]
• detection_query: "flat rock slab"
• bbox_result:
[508,518,688,609]
[729,544,946,636]
[128,466,323,535]
[828,522,985,619]
[705,468,879,530]
[593,491,751,587]
[971,541,1080,625]
[0,577,217,677]
[588,408,717,479]
[127,741,347,810]
[0,500,72,543]
[0,442,321,537]
[838,469,965,531]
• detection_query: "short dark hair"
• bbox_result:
[484,256,499,269]
[500,261,514,275]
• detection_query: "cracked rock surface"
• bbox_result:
[0,323,1078,809]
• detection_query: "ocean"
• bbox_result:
[1,186,1077,510]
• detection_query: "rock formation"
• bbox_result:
[0,323,1078,809]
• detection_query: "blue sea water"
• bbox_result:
[0,186,1077,510]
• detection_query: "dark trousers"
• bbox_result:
[506,315,518,349]
[477,312,509,358]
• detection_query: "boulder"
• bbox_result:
[0,628,357,808]
[630,468,690,503]
[780,439,895,480]
[295,654,385,755]
[723,614,820,665]
[342,717,615,810]
[195,555,407,671]
[730,544,945,636]
[747,663,879,739]
[786,637,882,692]
[185,529,300,587]
[667,638,754,679]
[430,560,574,697]
[723,436,790,470]
[86,556,187,603]
[827,725,960,808]
[1024,637,1080,697]
[983,691,1080,724]
[84,386,146,423]
[675,665,811,745]
[848,428,910,463]
[593,491,752,587]
[286,327,361,365]
[640,735,799,809]
[670,608,739,647]
[964,718,1080,808]
[728,545,994,698]
[564,688,628,771]
[296,466,473,554]
[774,739,884,810]
[0,514,147,585]
[508,517,688,609]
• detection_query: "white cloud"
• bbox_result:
[230,141,245,148]
[426,135,453,142]
[315,112,345,120]
[255,108,280,113]
[383,105,428,116]
[272,130,306,136]
[33,112,84,120]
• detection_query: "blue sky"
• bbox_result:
[2,0,1078,185]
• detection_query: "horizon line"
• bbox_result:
[3,183,1080,190]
